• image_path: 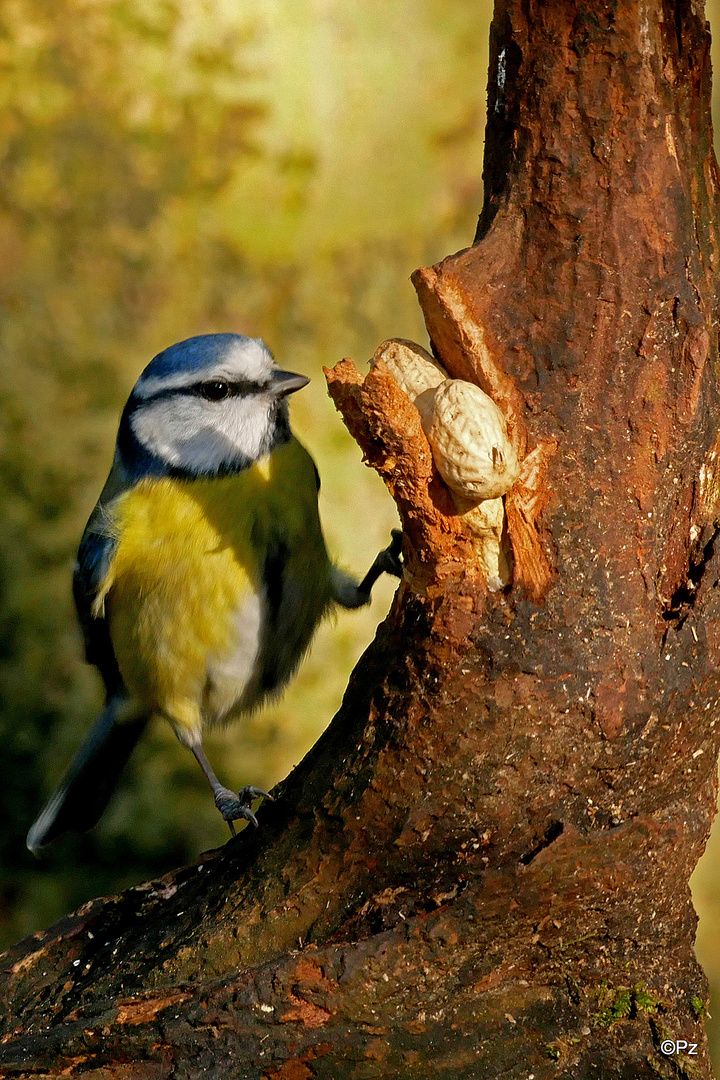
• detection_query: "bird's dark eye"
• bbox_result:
[200,380,231,401]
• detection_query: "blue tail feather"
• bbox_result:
[27,699,147,852]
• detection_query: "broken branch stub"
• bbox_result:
[326,338,521,592]
[324,356,473,592]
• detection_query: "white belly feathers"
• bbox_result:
[203,589,264,725]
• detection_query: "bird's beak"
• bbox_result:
[270,370,311,397]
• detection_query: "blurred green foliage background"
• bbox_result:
[2,0,720,1067]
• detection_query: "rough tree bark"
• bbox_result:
[2,1,720,1077]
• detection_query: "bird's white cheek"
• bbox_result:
[131,400,191,467]
[131,398,274,472]
[216,399,274,463]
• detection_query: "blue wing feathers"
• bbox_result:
[73,469,126,698]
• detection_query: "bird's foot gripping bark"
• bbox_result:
[357,529,404,598]
[214,785,273,835]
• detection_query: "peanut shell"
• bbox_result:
[453,494,512,591]
[371,339,448,401]
[427,380,520,500]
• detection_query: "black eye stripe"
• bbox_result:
[195,379,261,399]
[158,381,253,400]
[132,378,266,407]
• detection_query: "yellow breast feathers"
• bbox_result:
[94,438,332,733]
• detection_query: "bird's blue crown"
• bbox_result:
[139,333,256,381]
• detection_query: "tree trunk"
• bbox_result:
[2,2,720,1077]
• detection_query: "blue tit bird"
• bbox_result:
[27,333,402,852]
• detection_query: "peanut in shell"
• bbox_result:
[426,380,520,500]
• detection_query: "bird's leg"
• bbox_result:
[332,529,403,609]
[190,743,272,836]
[357,528,403,595]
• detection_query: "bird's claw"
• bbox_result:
[379,529,403,579]
[237,784,274,806]
[214,785,273,834]
[354,530,404,604]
